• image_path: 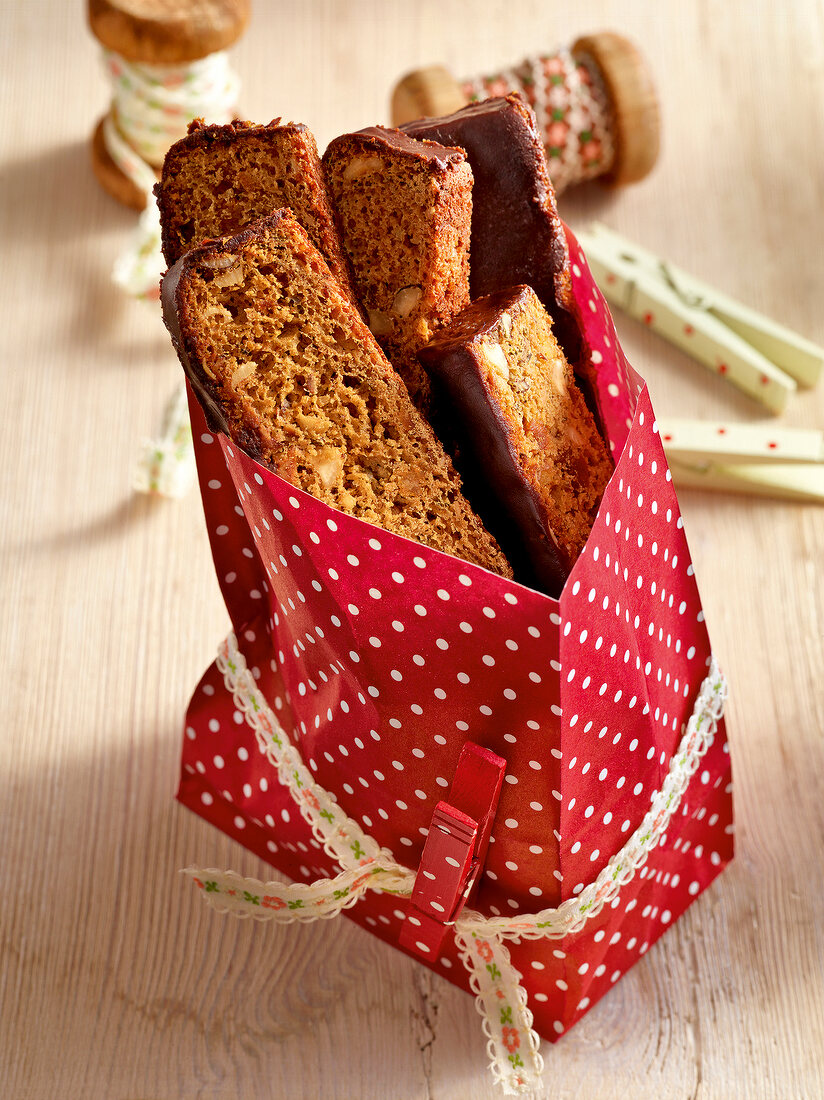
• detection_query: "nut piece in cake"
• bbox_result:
[401,95,580,363]
[323,127,473,412]
[156,118,358,305]
[418,285,613,596]
[161,209,512,579]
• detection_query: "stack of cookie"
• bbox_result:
[159,96,613,597]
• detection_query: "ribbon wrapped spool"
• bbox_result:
[391,31,660,195]
[88,0,249,210]
[88,3,249,297]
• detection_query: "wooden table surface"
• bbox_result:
[2,2,823,1097]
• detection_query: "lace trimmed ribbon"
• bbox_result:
[184,632,727,1094]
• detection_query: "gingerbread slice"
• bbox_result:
[156,118,358,304]
[401,95,580,360]
[323,127,473,411]
[161,209,512,578]
[418,285,613,595]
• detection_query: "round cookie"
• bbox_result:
[88,0,250,64]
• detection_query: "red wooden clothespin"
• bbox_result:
[399,742,506,959]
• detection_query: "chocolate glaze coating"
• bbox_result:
[324,126,468,172]
[401,95,581,363]
[418,285,571,597]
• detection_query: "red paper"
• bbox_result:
[177,227,734,1039]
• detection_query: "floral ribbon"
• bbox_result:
[184,632,727,1094]
[460,48,615,195]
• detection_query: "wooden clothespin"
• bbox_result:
[399,743,506,959]
[578,223,824,414]
[658,418,824,502]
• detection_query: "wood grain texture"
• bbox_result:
[1,2,823,1097]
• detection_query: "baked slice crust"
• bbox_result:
[323,126,473,412]
[401,95,580,362]
[156,118,358,305]
[162,209,513,578]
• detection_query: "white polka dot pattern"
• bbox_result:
[177,224,733,1046]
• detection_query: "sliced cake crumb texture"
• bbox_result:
[162,209,512,579]
[323,127,473,412]
[156,118,359,305]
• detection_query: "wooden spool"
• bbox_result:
[88,0,250,209]
[391,31,660,192]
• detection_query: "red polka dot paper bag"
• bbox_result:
[177,226,733,1088]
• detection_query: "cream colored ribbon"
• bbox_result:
[101,51,238,498]
[101,48,240,300]
[185,633,727,1094]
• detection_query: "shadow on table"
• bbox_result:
[3,137,171,359]
[3,713,820,1099]
[2,138,128,245]
[7,493,163,558]
[3,724,429,1096]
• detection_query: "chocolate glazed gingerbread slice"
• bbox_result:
[323,126,473,413]
[161,209,512,578]
[419,285,613,596]
[401,94,582,365]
